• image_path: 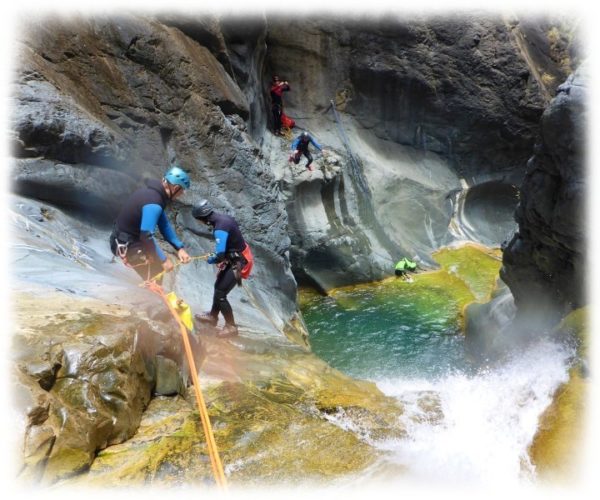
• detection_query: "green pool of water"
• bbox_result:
[300,244,502,380]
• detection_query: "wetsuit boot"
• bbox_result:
[195,312,218,327]
[217,323,239,338]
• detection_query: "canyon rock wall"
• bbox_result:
[501,65,587,329]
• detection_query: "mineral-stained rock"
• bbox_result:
[14,308,162,484]
[527,308,589,482]
[59,349,408,487]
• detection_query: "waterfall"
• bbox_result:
[371,338,572,486]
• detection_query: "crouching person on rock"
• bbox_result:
[110,166,192,281]
[192,199,254,338]
[289,131,324,171]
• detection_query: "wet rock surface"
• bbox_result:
[13,295,157,484]
[527,308,589,481]
[10,192,407,486]
[58,344,407,487]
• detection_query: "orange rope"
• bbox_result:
[138,254,211,286]
[144,280,227,489]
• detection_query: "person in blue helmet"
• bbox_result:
[110,166,192,281]
[192,199,254,338]
[289,131,323,171]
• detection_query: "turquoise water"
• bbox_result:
[301,283,473,380]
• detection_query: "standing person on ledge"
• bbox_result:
[192,199,254,338]
[270,75,290,136]
[110,166,191,281]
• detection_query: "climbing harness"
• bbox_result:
[144,278,228,489]
[115,241,155,281]
[111,226,157,281]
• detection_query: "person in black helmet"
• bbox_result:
[192,199,254,338]
[110,166,191,281]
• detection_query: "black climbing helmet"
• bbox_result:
[192,199,214,219]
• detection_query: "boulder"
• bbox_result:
[14,309,158,483]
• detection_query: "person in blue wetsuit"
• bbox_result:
[289,131,323,171]
[192,199,254,338]
[110,166,192,281]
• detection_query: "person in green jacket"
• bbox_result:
[395,257,417,279]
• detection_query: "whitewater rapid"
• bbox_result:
[328,338,573,487]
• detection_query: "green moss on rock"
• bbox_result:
[432,243,503,302]
[528,367,587,483]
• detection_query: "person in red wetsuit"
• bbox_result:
[270,75,290,136]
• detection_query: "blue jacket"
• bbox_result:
[115,179,184,262]
[292,134,322,152]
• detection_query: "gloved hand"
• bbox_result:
[207,253,217,264]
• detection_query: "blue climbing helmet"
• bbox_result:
[164,166,190,189]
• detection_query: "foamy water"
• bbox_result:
[369,339,573,486]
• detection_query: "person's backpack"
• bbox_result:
[404,258,417,271]
[240,244,254,279]
[281,113,295,129]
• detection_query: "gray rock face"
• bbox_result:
[264,16,578,278]
[11,15,300,331]
[501,65,587,328]
[266,16,576,178]
[11,15,579,293]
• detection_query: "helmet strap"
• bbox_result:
[171,185,183,199]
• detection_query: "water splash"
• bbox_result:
[372,339,573,486]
